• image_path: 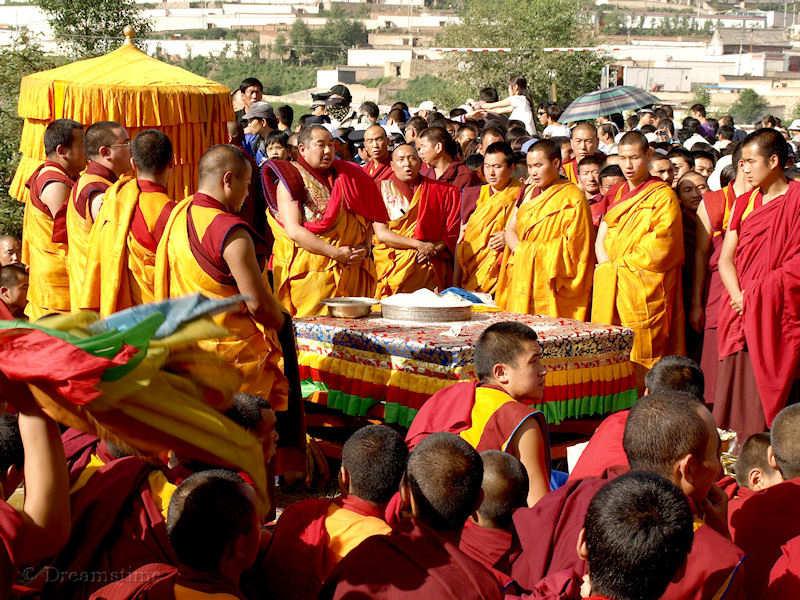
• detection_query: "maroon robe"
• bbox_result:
[90,563,243,599]
[716,181,800,434]
[319,518,503,599]
[421,160,479,191]
[511,475,747,600]
[458,518,520,589]
[768,534,800,598]
[0,300,16,320]
[567,410,629,482]
[727,478,800,596]
[363,159,393,183]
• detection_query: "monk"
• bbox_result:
[496,139,594,320]
[0,375,70,596]
[577,154,605,227]
[91,470,262,599]
[593,131,685,375]
[0,235,20,267]
[262,125,389,317]
[578,472,694,600]
[568,355,704,482]
[417,126,479,190]
[155,144,288,410]
[562,122,600,185]
[0,263,28,320]
[732,432,781,495]
[22,119,85,320]
[727,404,800,596]
[406,321,550,507]
[81,129,176,315]
[459,450,527,589]
[716,128,800,440]
[66,121,130,310]
[512,392,746,600]
[692,144,749,404]
[649,154,675,184]
[372,144,460,297]
[455,142,522,296]
[768,534,800,598]
[259,425,407,600]
[362,124,392,182]
[320,433,502,599]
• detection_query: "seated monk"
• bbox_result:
[460,450,527,589]
[594,131,685,379]
[373,144,460,297]
[258,425,407,599]
[406,321,550,507]
[512,392,746,600]
[0,376,70,596]
[91,470,263,599]
[569,355,704,482]
[0,234,20,267]
[0,263,28,320]
[362,124,392,182]
[455,142,522,296]
[716,128,800,441]
[81,130,176,315]
[731,432,782,498]
[496,139,594,319]
[155,145,288,411]
[320,433,502,599]
[727,404,800,596]
[66,121,131,310]
[22,119,85,320]
[262,124,389,316]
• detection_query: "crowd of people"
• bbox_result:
[0,71,798,598]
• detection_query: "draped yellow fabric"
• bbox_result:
[80,176,171,315]
[373,181,449,298]
[11,43,232,203]
[155,198,288,410]
[66,173,111,310]
[269,212,376,317]
[456,183,521,295]
[591,180,685,369]
[563,160,578,185]
[496,181,594,320]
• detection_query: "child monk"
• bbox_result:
[732,432,782,496]
[406,321,550,506]
[259,425,407,600]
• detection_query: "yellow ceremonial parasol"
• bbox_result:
[10,26,234,202]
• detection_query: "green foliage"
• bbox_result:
[35,0,152,57]
[361,76,392,88]
[691,86,711,109]
[400,75,471,109]
[438,0,606,107]
[0,36,63,237]
[730,89,768,125]
[288,11,367,65]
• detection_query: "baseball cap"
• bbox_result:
[312,84,353,105]
[243,101,275,121]
[637,108,655,116]
[417,100,437,113]
[789,119,800,131]
[521,138,540,153]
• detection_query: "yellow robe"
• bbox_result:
[562,160,578,185]
[66,168,114,311]
[155,196,288,411]
[81,176,174,316]
[456,183,521,296]
[269,163,376,317]
[591,179,685,369]
[372,180,451,298]
[496,181,594,319]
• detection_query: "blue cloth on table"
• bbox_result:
[440,287,484,304]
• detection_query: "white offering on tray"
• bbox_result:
[380,289,473,322]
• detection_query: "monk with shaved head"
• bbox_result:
[155,144,288,412]
[0,235,20,267]
[593,131,685,380]
[562,122,601,184]
[372,143,460,297]
[362,124,392,182]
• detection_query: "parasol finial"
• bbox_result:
[123,25,135,45]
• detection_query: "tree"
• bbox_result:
[438,0,606,107]
[729,89,768,125]
[691,86,711,109]
[35,0,151,57]
[290,12,367,66]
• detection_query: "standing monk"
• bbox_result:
[372,144,460,297]
[716,128,800,440]
[81,130,176,315]
[262,125,389,317]
[155,145,288,410]
[66,121,131,311]
[496,140,594,320]
[417,126,478,191]
[22,119,85,320]
[593,131,685,376]
[361,124,392,183]
[455,142,522,296]
[562,122,601,185]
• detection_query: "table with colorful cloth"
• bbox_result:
[295,311,637,428]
